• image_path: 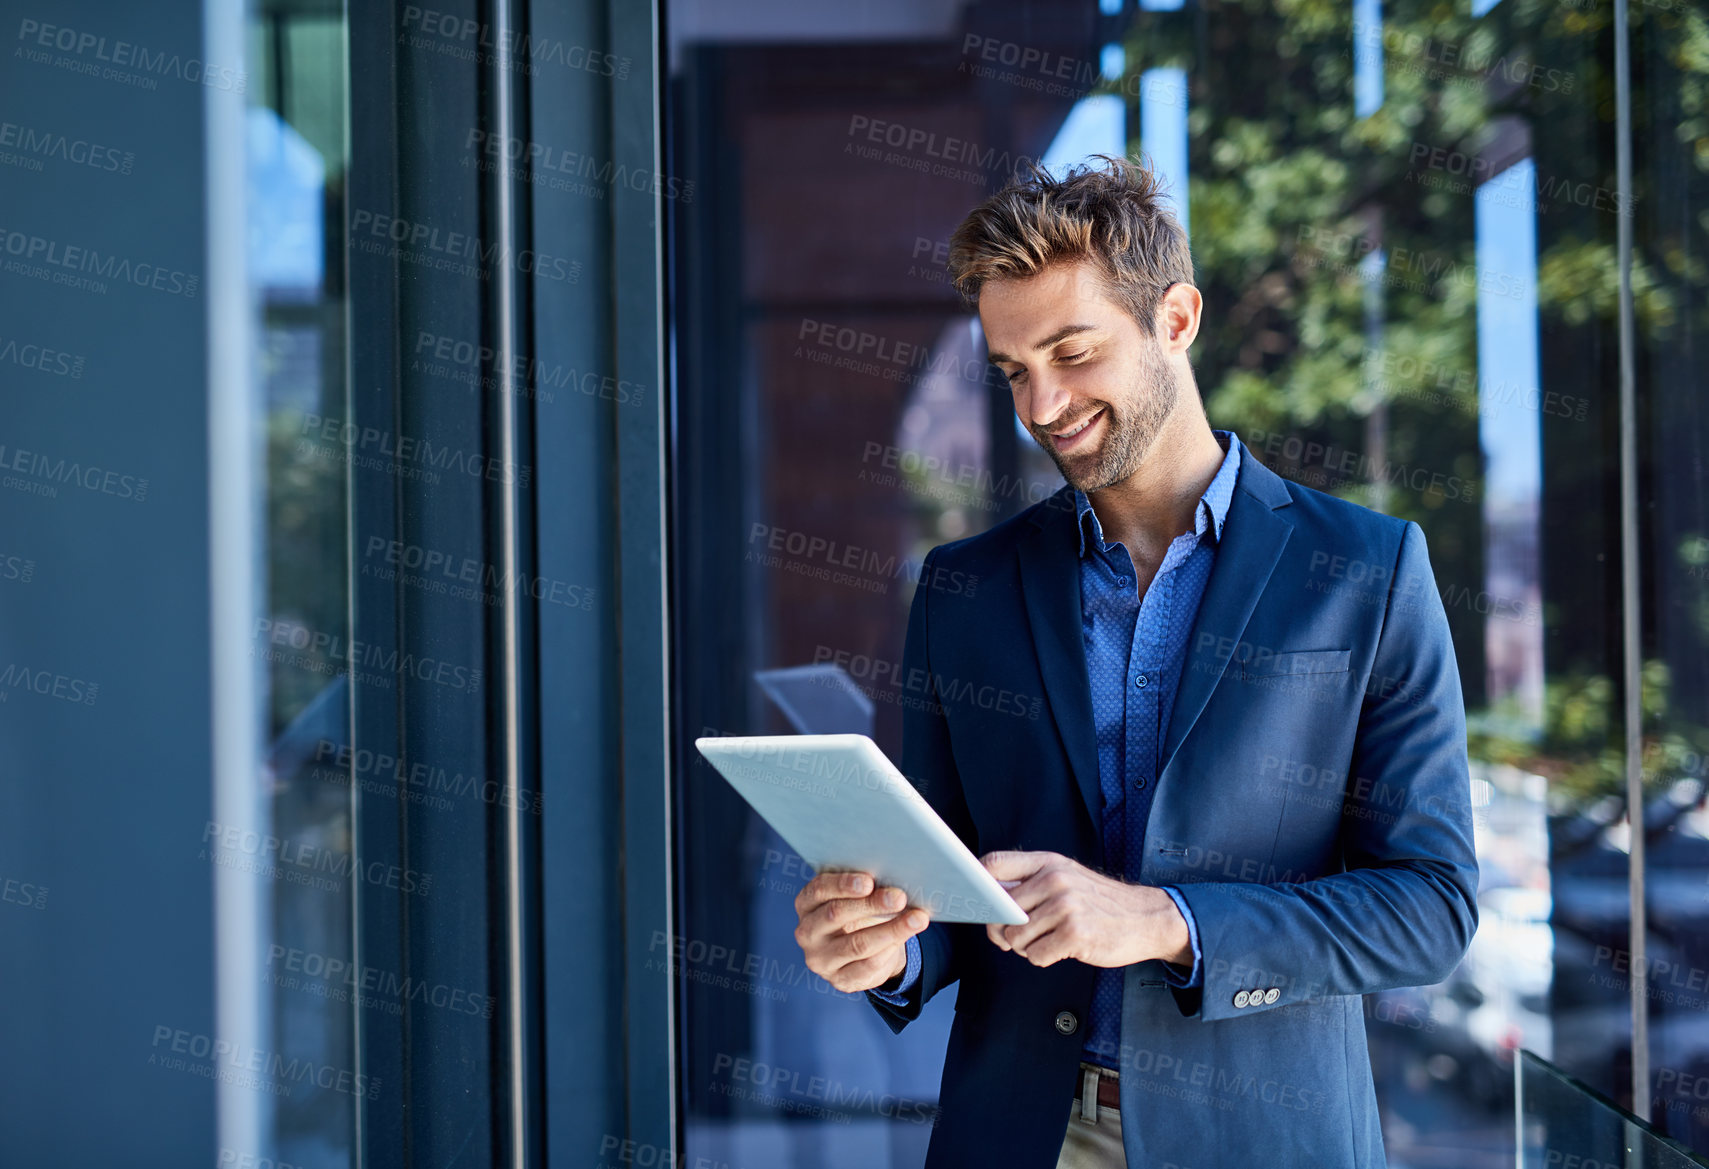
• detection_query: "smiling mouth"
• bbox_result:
[1048,408,1104,452]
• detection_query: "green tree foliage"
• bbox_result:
[1115,0,1709,804]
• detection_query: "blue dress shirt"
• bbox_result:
[873,432,1243,1072]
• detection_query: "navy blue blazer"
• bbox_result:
[866,446,1479,1168]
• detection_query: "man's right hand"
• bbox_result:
[794,870,930,994]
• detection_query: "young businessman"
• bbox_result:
[792,156,1479,1168]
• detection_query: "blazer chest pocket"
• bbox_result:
[1234,648,1351,679]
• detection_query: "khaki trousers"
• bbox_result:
[1055,1061,1126,1168]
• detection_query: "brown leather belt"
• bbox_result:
[1079,1061,1120,1112]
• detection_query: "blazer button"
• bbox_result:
[1263,987,1280,1005]
[1233,990,1250,1009]
[1054,1010,1079,1035]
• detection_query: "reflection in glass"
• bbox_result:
[249,2,354,1165]
[664,0,1705,1163]
[1475,156,1544,737]
[1519,1050,1709,1169]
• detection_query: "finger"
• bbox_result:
[805,885,909,941]
[795,870,873,917]
[998,867,1071,916]
[823,909,930,974]
[1010,923,1072,967]
[839,908,902,934]
[986,922,1011,951]
[980,850,1051,882]
[840,886,918,932]
[1001,896,1064,955]
[836,885,911,933]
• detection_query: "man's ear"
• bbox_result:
[1156,283,1203,355]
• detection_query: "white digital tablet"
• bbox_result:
[694,733,1028,925]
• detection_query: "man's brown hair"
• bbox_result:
[946,153,1193,336]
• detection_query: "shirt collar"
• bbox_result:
[1074,430,1242,558]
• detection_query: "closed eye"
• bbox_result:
[1003,350,1089,384]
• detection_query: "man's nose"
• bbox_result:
[1025,373,1073,431]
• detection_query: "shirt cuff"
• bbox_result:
[868,933,922,1003]
[1159,886,1203,988]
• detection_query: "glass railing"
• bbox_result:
[1519,1050,1709,1168]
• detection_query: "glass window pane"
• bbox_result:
[249,3,356,1164]
[663,0,1696,1165]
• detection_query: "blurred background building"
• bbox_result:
[2,0,1707,1166]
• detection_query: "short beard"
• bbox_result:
[1034,341,1180,493]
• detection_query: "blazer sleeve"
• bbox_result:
[865,545,983,1033]
[1166,520,1480,1022]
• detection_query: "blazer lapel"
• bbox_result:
[1159,452,1295,778]
[1016,488,1104,841]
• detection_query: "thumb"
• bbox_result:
[981,850,1049,882]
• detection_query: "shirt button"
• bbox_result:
[1133,777,1147,791]
[1054,1010,1079,1035]
[1134,674,1148,689]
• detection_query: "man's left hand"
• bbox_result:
[981,850,1191,969]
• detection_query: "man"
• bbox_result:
[792,156,1479,1168]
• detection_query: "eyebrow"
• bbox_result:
[985,323,1099,366]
